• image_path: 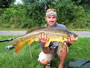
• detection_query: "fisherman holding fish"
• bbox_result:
[38,9,76,68]
[9,9,78,68]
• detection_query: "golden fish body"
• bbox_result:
[10,27,78,53]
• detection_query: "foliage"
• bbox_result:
[0,5,33,28]
[0,0,3,8]
[0,8,5,16]
[22,0,88,28]
[72,0,89,5]
[0,0,15,8]
[22,0,52,26]
[0,0,90,29]
[47,0,87,28]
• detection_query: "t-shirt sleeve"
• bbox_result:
[57,24,67,30]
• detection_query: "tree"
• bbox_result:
[0,0,15,8]
[22,0,55,26]
[21,0,86,28]
[71,0,89,6]
[0,0,87,29]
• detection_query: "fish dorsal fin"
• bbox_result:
[26,27,46,34]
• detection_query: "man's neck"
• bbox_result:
[47,23,56,27]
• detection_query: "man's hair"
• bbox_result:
[46,9,57,17]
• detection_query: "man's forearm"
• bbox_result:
[40,41,50,54]
[66,42,72,47]
[42,46,50,54]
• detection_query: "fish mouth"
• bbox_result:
[75,37,78,40]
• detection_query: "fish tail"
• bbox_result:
[60,42,64,50]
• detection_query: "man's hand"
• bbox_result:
[66,35,76,46]
[39,33,50,47]
[39,33,50,54]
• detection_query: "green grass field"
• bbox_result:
[0,36,90,68]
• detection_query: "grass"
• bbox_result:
[0,36,90,68]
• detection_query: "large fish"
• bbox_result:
[10,27,78,54]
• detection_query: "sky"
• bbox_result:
[14,0,23,4]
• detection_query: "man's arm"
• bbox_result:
[39,33,50,54]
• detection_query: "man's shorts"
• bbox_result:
[38,44,68,62]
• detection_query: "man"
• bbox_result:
[38,9,76,68]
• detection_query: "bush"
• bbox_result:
[48,0,87,28]
[0,0,89,29]
[0,5,34,28]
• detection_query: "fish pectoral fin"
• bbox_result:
[75,37,78,41]
[59,37,68,50]
[15,41,25,54]
[64,38,68,41]
[59,42,64,51]
[28,39,34,46]
[45,41,50,47]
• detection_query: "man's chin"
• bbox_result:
[49,24,54,27]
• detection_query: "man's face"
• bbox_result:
[45,16,57,27]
